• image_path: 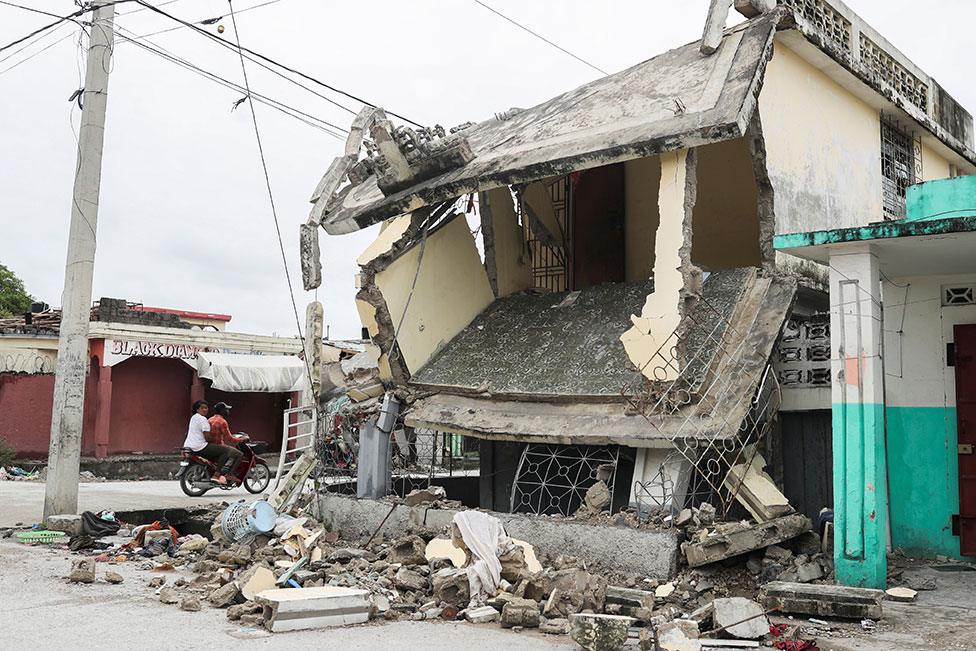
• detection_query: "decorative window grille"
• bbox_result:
[943,286,976,307]
[521,177,571,292]
[776,316,831,388]
[859,34,929,112]
[881,116,921,220]
[781,0,852,57]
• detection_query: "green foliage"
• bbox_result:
[0,437,16,469]
[0,263,32,318]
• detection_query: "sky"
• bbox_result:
[1,0,974,340]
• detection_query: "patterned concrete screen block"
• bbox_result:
[254,586,370,632]
[760,581,884,619]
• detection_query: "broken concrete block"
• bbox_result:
[795,561,824,583]
[68,559,95,583]
[516,571,554,602]
[500,598,541,628]
[208,582,242,608]
[47,514,83,537]
[148,576,166,588]
[583,480,611,513]
[394,567,427,592]
[655,582,676,599]
[300,222,322,291]
[761,581,884,619]
[180,595,202,612]
[681,514,811,568]
[546,568,607,615]
[656,618,701,651]
[885,587,917,602]
[464,605,499,624]
[237,564,276,601]
[388,535,427,566]
[178,535,209,553]
[724,450,793,523]
[764,545,793,563]
[424,537,466,568]
[104,571,124,584]
[432,567,469,607]
[675,509,694,528]
[255,586,370,632]
[712,597,767,639]
[539,617,569,635]
[159,587,181,604]
[403,485,447,507]
[568,613,634,651]
[227,601,263,621]
[606,585,655,611]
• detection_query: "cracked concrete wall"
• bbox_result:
[620,148,701,380]
[373,215,494,376]
[479,187,533,298]
[624,156,662,282]
[690,136,762,271]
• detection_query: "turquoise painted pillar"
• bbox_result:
[829,244,888,588]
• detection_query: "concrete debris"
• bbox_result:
[394,567,427,592]
[48,514,83,537]
[208,581,242,608]
[104,571,124,584]
[388,534,427,565]
[568,613,633,651]
[500,598,541,628]
[464,605,499,624]
[681,514,812,568]
[227,601,264,621]
[432,567,470,607]
[180,595,202,612]
[425,537,466,567]
[885,586,918,602]
[711,597,768,639]
[761,581,884,619]
[656,618,701,651]
[723,450,793,523]
[238,564,276,601]
[403,486,448,507]
[582,480,612,514]
[159,587,180,604]
[68,558,95,583]
[255,586,371,632]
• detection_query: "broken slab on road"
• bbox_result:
[682,513,811,568]
[760,581,884,619]
[254,586,371,632]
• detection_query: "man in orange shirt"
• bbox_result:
[208,402,243,480]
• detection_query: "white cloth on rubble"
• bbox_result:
[452,510,516,606]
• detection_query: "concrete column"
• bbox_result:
[828,245,887,588]
[93,365,112,459]
[357,392,398,498]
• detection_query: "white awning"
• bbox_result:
[196,352,307,393]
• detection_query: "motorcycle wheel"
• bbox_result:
[244,464,271,494]
[180,463,211,496]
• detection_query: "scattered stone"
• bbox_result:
[464,605,499,624]
[712,597,768,639]
[394,567,427,592]
[432,567,470,607]
[104,571,124,584]
[583,480,611,513]
[764,545,793,563]
[178,536,209,553]
[68,559,95,584]
[209,582,242,608]
[907,575,936,591]
[148,576,166,588]
[682,514,812,568]
[180,596,202,612]
[655,582,676,599]
[656,618,701,651]
[675,509,694,528]
[403,486,447,507]
[568,613,633,651]
[237,564,276,601]
[387,536,427,566]
[227,601,263,621]
[540,617,569,635]
[795,561,824,583]
[500,598,541,628]
[159,587,180,604]
[761,581,884,619]
[885,587,917,602]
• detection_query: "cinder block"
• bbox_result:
[46,514,83,536]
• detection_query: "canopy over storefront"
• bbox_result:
[196,352,307,393]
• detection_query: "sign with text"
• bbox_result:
[103,339,219,367]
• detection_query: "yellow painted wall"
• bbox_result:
[691,137,761,270]
[624,156,661,281]
[375,215,494,375]
[920,141,951,182]
[482,187,533,297]
[354,298,394,381]
[760,41,882,232]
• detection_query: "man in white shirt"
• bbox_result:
[183,400,236,485]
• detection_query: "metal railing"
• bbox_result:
[275,405,316,489]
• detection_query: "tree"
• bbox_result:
[0,263,32,317]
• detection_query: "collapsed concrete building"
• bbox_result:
[298,0,975,563]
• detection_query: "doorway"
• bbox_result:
[954,323,976,555]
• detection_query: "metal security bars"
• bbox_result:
[522,177,571,292]
[510,443,618,516]
[881,115,922,220]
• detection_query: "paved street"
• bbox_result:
[0,538,572,650]
[0,480,239,527]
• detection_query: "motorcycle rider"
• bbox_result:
[208,401,245,458]
[182,400,240,486]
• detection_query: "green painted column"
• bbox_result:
[829,244,888,588]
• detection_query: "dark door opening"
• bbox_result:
[954,324,976,555]
[572,163,626,289]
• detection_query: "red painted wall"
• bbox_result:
[108,356,193,455]
[205,387,287,451]
[0,372,97,458]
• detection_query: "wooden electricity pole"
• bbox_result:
[43,2,115,520]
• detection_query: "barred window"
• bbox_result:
[881,116,920,220]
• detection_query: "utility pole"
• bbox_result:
[43,2,115,520]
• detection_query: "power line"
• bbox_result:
[0,16,69,66]
[0,6,87,54]
[0,0,69,20]
[224,0,316,398]
[114,26,347,138]
[0,27,75,75]
[134,0,282,38]
[471,0,608,76]
[131,0,425,127]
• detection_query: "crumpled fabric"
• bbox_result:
[451,511,517,607]
[81,511,120,538]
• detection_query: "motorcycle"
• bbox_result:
[176,432,271,496]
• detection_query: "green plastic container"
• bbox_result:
[15,530,69,544]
